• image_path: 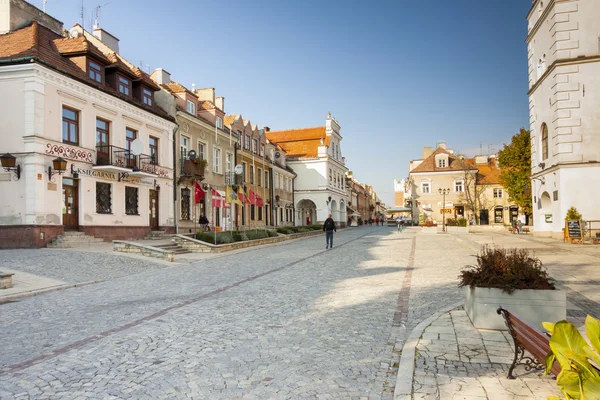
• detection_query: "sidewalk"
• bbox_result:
[395,305,563,400]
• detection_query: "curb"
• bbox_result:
[393,300,464,399]
[0,280,103,304]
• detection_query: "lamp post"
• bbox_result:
[438,188,450,232]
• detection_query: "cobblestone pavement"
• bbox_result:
[411,307,561,400]
[0,228,598,399]
[0,249,169,283]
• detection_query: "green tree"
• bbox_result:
[498,128,532,214]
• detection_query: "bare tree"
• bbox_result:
[456,160,488,225]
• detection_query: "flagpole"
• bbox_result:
[194,182,197,236]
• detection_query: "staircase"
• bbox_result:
[152,242,191,255]
[145,230,174,240]
[47,231,105,248]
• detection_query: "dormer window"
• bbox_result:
[142,88,153,106]
[439,159,446,168]
[186,100,196,115]
[118,76,131,96]
[435,153,449,168]
[88,60,102,83]
[216,117,223,129]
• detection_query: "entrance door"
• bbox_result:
[479,209,489,225]
[149,189,159,230]
[62,178,79,229]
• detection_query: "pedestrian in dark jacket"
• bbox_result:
[323,214,337,249]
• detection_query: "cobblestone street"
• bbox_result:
[1,227,599,399]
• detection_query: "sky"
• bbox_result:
[41,0,532,206]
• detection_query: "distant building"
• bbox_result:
[394,179,405,207]
[527,0,600,238]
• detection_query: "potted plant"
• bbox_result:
[459,245,565,331]
[183,158,206,177]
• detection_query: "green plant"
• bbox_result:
[216,232,235,244]
[193,158,208,168]
[565,206,582,221]
[267,230,279,237]
[457,218,467,227]
[458,245,555,294]
[446,218,457,226]
[276,227,291,234]
[246,230,269,240]
[195,232,214,243]
[543,315,600,399]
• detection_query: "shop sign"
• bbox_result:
[70,167,157,186]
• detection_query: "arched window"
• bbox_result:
[541,123,548,161]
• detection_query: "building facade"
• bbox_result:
[266,141,296,227]
[526,0,600,238]
[0,5,176,248]
[267,114,349,227]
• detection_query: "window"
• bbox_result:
[494,206,504,224]
[245,135,250,150]
[181,188,191,220]
[258,206,263,221]
[96,182,112,213]
[493,188,503,198]
[96,118,110,150]
[280,208,284,222]
[88,60,102,83]
[118,76,131,96]
[438,159,446,168]
[274,173,279,189]
[142,88,153,106]
[216,117,223,129]
[279,174,283,189]
[180,136,189,156]
[126,128,137,168]
[258,168,262,186]
[149,136,158,164]
[226,153,233,172]
[260,143,265,156]
[265,171,269,188]
[251,205,255,220]
[329,168,332,183]
[252,139,258,154]
[186,100,195,115]
[125,187,139,215]
[198,142,206,161]
[213,147,221,174]
[62,106,79,145]
[250,165,254,184]
[541,123,548,161]
[421,182,430,194]
[242,162,247,182]
[454,180,464,193]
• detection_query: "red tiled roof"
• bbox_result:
[474,159,501,184]
[266,127,329,158]
[410,147,477,173]
[224,115,239,125]
[0,22,170,119]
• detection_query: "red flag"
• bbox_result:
[194,182,205,203]
[256,194,264,207]
[249,189,256,205]
[211,189,222,208]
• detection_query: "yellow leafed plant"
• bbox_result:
[544,315,600,399]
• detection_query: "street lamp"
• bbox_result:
[438,188,450,232]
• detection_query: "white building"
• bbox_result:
[0,2,176,247]
[266,114,349,227]
[527,0,600,238]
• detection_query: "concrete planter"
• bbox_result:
[463,286,566,331]
[441,226,470,234]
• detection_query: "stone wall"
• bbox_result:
[0,225,64,248]
[113,241,174,262]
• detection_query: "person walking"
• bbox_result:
[199,214,209,231]
[375,217,379,226]
[323,214,337,249]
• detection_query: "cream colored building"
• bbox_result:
[0,5,176,248]
[527,0,600,238]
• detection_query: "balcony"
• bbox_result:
[182,159,205,177]
[95,145,157,177]
[225,171,244,187]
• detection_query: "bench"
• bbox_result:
[508,227,530,234]
[0,271,14,289]
[496,306,560,379]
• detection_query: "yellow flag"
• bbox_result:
[226,185,242,205]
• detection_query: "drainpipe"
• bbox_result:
[291,173,296,226]
[172,124,179,234]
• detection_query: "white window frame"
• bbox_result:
[258,168,262,187]
[226,152,233,172]
[421,182,430,194]
[197,141,206,161]
[265,171,269,188]
[186,100,195,115]
[493,188,504,198]
[454,179,464,193]
[439,159,446,168]
[180,136,189,155]
[274,172,279,189]
[216,117,223,129]
[213,146,221,174]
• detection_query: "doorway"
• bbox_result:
[149,189,159,230]
[479,209,489,225]
[62,178,79,230]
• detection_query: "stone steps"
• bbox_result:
[153,243,190,255]
[145,231,174,240]
[47,232,105,248]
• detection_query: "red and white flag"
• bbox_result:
[194,182,205,203]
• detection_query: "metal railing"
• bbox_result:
[96,145,157,173]
[225,171,244,186]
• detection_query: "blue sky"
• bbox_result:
[44,0,531,206]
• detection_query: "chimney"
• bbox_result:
[195,88,215,103]
[151,68,171,85]
[1,0,63,35]
[215,96,225,111]
[438,141,447,150]
[93,27,119,53]
[264,126,270,132]
[422,147,434,159]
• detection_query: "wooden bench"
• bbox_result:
[496,306,560,379]
[508,227,529,234]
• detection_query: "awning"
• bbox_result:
[212,189,230,208]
